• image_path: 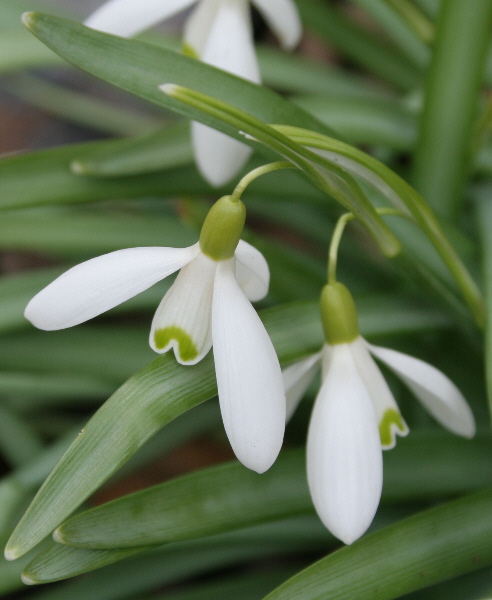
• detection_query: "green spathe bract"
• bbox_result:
[320,282,359,345]
[199,196,246,261]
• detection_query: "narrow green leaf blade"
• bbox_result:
[55,434,492,549]
[21,12,333,139]
[262,489,492,600]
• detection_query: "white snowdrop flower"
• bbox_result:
[25,196,285,474]
[84,0,302,186]
[283,282,475,545]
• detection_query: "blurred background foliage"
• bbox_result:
[1,0,492,599]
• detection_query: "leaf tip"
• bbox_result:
[52,527,65,545]
[70,160,88,175]
[159,83,179,97]
[4,545,19,562]
[21,12,36,30]
[21,572,39,586]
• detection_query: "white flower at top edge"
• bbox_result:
[84,0,302,186]
[283,282,475,545]
[24,196,285,475]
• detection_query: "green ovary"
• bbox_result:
[379,408,406,447]
[154,326,198,362]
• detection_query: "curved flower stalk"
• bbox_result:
[24,196,285,474]
[284,282,476,545]
[84,0,302,186]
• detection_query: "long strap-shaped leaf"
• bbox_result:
[21,13,333,139]
[55,435,492,549]
[21,12,399,259]
[4,302,323,561]
[261,488,492,600]
[160,84,400,258]
[274,126,485,327]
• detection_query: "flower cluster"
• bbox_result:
[84,0,301,186]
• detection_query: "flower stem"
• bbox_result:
[230,162,294,202]
[328,208,404,284]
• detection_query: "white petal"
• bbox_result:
[252,0,302,49]
[25,245,199,331]
[149,251,216,364]
[234,240,270,302]
[367,342,476,438]
[307,344,383,545]
[84,0,196,37]
[192,123,252,187]
[283,352,321,422]
[183,0,221,57]
[189,0,259,186]
[350,337,409,449]
[212,259,285,473]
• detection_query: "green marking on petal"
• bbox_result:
[379,408,407,448]
[154,326,198,362]
[182,42,199,59]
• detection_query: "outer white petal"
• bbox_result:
[190,0,259,186]
[367,342,476,438]
[84,0,197,37]
[183,0,221,57]
[350,337,409,450]
[307,344,383,545]
[251,0,302,49]
[212,259,285,473]
[25,245,199,331]
[234,240,270,302]
[149,251,216,364]
[283,352,321,422]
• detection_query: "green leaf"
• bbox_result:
[22,517,331,585]
[262,488,492,600]
[274,126,485,327]
[295,0,422,90]
[0,141,323,211]
[3,297,450,561]
[71,121,192,176]
[54,434,492,549]
[21,12,334,141]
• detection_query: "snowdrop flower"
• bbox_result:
[283,282,475,545]
[25,196,285,474]
[84,0,302,186]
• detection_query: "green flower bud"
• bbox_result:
[199,196,246,261]
[320,282,359,345]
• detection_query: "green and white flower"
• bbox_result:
[84,0,301,186]
[284,282,475,545]
[25,196,285,474]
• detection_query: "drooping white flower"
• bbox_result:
[25,196,285,474]
[283,282,475,545]
[84,0,302,186]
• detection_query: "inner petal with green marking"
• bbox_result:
[149,252,216,364]
[379,408,408,449]
[154,326,198,362]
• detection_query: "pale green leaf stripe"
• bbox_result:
[22,12,334,140]
[22,517,330,586]
[55,434,492,549]
[262,488,492,600]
